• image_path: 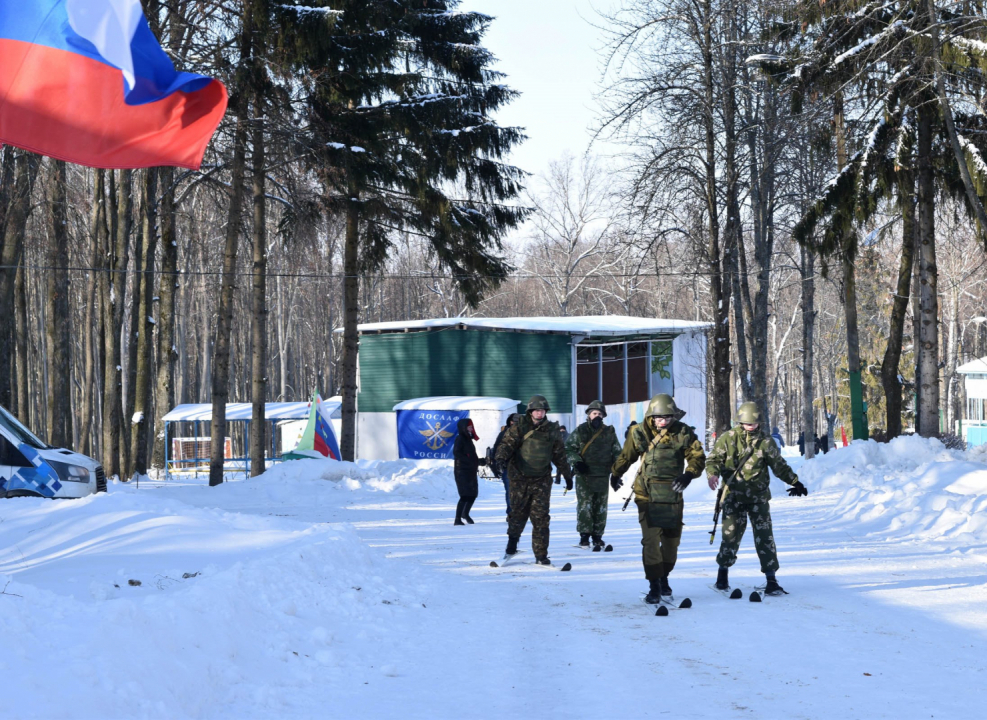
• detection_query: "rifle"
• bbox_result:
[708,443,758,545]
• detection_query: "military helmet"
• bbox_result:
[645,393,679,418]
[736,401,761,424]
[585,400,607,418]
[527,395,551,412]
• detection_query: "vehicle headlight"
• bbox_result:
[49,461,90,483]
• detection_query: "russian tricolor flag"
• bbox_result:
[0,0,227,170]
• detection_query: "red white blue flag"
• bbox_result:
[0,0,227,169]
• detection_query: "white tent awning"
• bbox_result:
[163,401,341,423]
[392,396,520,412]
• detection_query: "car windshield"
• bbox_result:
[0,404,48,450]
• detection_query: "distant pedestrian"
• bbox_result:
[555,425,569,484]
[771,427,785,447]
[492,414,518,520]
[797,431,805,456]
[453,418,486,525]
[565,401,622,550]
[625,420,638,440]
[820,433,830,454]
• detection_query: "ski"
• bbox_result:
[591,543,614,552]
[753,584,789,597]
[532,561,572,571]
[709,584,743,599]
[641,593,692,610]
[489,551,524,568]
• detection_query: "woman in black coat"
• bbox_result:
[453,417,486,525]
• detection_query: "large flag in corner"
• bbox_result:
[0,0,227,169]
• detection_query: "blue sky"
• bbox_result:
[459,0,624,179]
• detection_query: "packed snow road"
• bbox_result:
[1,439,986,719]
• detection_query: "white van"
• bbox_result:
[0,404,105,499]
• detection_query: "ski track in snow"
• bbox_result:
[1,443,986,718]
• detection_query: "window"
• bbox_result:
[627,343,649,402]
[576,346,599,405]
[0,435,30,467]
[601,344,624,405]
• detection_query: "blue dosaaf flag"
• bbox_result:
[397,409,470,460]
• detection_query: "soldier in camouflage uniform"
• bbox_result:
[565,400,622,550]
[707,401,808,595]
[494,395,573,565]
[611,394,706,603]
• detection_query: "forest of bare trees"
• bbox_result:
[3,0,987,481]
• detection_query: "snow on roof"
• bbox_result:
[163,401,341,423]
[351,316,711,337]
[392,396,520,411]
[957,357,987,374]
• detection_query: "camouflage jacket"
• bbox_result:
[612,420,706,503]
[494,413,572,482]
[706,425,798,501]
[565,420,622,491]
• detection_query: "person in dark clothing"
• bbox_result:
[797,431,805,456]
[492,414,518,519]
[819,433,829,454]
[555,425,569,484]
[625,420,638,440]
[453,418,487,525]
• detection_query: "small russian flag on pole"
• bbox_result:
[0,0,228,169]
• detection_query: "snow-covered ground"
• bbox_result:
[2,438,987,718]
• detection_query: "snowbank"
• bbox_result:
[0,477,429,718]
[799,436,987,542]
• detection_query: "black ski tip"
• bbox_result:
[729,588,743,600]
[749,591,762,603]
[604,544,613,552]
[678,598,692,609]
[489,561,499,568]
[592,545,601,552]
[655,605,669,617]
[560,562,572,572]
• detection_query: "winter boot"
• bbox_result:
[534,556,552,566]
[715,567,729,591]
[591,536,605,552]
[644,581,663,604]
[454,518,465,526]
[660,576,673,597]
[763,572,786,596]
[463,515,475,525]
[505,536,519,556]
[578,534,591,547]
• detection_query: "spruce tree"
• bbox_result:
[275,1,527,459]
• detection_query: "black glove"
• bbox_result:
[672,473,693,493]
[565,476,574,491]
[610,474,623,492]
[787,480,808,497]
[478,457,487,467]
[573,461,590,475]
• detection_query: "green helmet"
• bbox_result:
[527,395,551,412]
[585,400,607,417]
[736,402,761,424]
[645,393,679,418]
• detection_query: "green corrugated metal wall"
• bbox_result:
[358,329,573,413]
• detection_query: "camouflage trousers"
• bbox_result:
[636,500,682,580]
[715,493,779,573]
[507,473,553,558]
[576,477,608,536]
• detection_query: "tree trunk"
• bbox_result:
[123,205,143,478]
[340,184,360,461]
[916,101,940,437]
[801,244,816,460]
[80,169,108,456]
[152,167,178,470]
[15,258,29,426]
[703,0,731,436]
[45,160,73,447]
[881,181,916,439]
[210,4,254,486]
[102,170,131,478]
[250,108,268,476]
[130,169,159,478]
[946,285,960,434]
[1,153,39,413]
